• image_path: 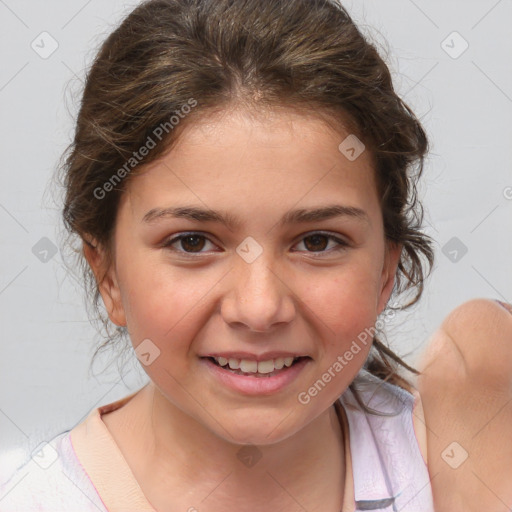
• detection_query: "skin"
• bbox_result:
[84,105,403,512]
[417,298,512,511]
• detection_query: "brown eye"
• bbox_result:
[303,234,329,251]
[163,233,216,254]
[179,235,206,252]
[294,232,349,255]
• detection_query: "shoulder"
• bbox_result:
[417,298,512,511]
[0,432,106,512]
[426,298,512,388]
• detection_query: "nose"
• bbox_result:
[221,254,296,333]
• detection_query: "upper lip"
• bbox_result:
[201,351,309,362]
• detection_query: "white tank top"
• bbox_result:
[339,369,435,511]
[0,371,435,511]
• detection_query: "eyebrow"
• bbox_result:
[142,204,369,229]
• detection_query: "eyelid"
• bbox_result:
[161,231,219,253]
[292,230,349,245]
[162,230,350,256]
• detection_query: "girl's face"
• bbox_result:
[93,107,401,445]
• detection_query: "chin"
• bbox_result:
[221,428,292,447]
[212,409,310,447]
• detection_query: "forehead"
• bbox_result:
[122,107,379,222]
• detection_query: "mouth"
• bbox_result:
[201,354,311,395]
[203,355,310,378]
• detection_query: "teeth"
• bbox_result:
[240,360,257,373]
[228,358,240,369]
[257,360,275,374]
[212,355,300,373]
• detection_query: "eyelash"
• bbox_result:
[161,231,349,257]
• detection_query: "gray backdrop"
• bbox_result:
[1,0,511,480]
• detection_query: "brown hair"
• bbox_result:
[57,0,435,411]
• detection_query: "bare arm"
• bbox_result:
[417,298,512,512]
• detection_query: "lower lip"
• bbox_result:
[201,357,310,396]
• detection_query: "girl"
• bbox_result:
[2,0,512,511]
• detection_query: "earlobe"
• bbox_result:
[83,238,127,327]
[98,269,127,327]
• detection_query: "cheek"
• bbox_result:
[118,268,211,388]
[117,259,209,346]
[296,263,382,381]
[301,263,382,335]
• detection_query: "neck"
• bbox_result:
[131,382,345,512]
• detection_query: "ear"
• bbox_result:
[83,237,127,327]
[376,242,402,315]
